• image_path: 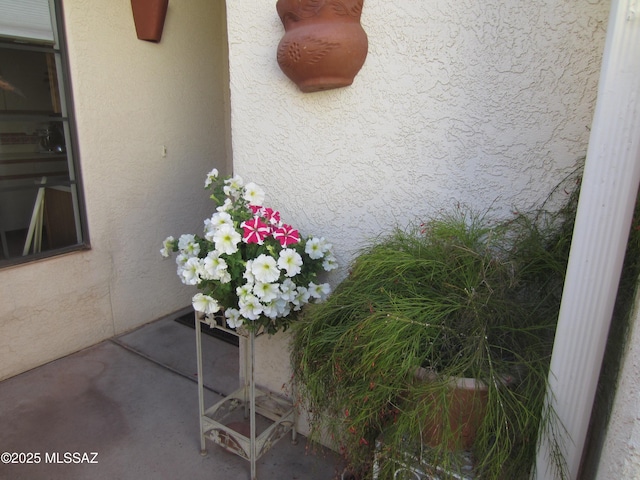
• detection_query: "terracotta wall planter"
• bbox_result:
[276,0,368,93]
[131,0,169,43]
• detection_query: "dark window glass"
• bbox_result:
[0,0,87,265]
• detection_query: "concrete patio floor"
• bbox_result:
[0,311,344,480]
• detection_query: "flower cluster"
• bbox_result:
[161,169,336,333]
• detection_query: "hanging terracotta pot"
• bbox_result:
[276,0,368,93]
[131,0,169,43]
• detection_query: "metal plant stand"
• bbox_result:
[195,313,297,480]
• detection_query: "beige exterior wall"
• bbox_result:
[0,0,231,380]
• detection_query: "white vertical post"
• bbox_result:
[195,314,207,455]
[535,1,640,478]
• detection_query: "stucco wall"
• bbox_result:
[0,0,230,380]
[228,0,609,268]
[224,0,610,431]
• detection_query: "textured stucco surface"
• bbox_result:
[0,0,230,380]
[228,0,609,270]
[225,0,610,438]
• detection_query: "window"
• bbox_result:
[0,0,87,266]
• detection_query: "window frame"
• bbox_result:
[0,0,89,268]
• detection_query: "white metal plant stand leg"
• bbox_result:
[195,313,297,480]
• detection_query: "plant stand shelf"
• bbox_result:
[372,435,477,480]
[195,312,297,480]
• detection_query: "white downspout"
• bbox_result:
[535,1,640,478]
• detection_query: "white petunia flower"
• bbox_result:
[277,248,303,277]
[218,270,231,284]
[239,294,263,320]
[160,236,175,257]
[178,234,200,256]
[213,224,241,255]
[204,168,219,187]
[203,251,228,280]
[251,254,280,283]
[225,308,243,329]
[275,297,291,317]
[236,283,253,299]
[178,233,195,250]
[216,198,233,212]
[176,264,185,280]
[203,219,214,242]
[175,253,190,267]
[243,182,265,206]
[253,282,280,302]
[308,282,331,301]
[304,237,330,260]
[181,257,203,285]
[322,254,338,271]
[192,293,220,314]
[279,278,297,302]
[223,175,244,198]
[261,300,279,319]
[204,212,233,242]
[210,211,233,229]
[243,260,255,284]
[292,286,310,310]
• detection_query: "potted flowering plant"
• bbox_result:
[161,169,336,334]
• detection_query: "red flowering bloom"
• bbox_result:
[263,207,281,225]
[241,217,270,244]
[273,224,300,246]
[248,205,263,215]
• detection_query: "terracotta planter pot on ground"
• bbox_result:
[420,377,489,451]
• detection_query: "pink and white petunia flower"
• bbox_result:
[273,224,300,246]
[263,207,281,225]
[241,217,270,244]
